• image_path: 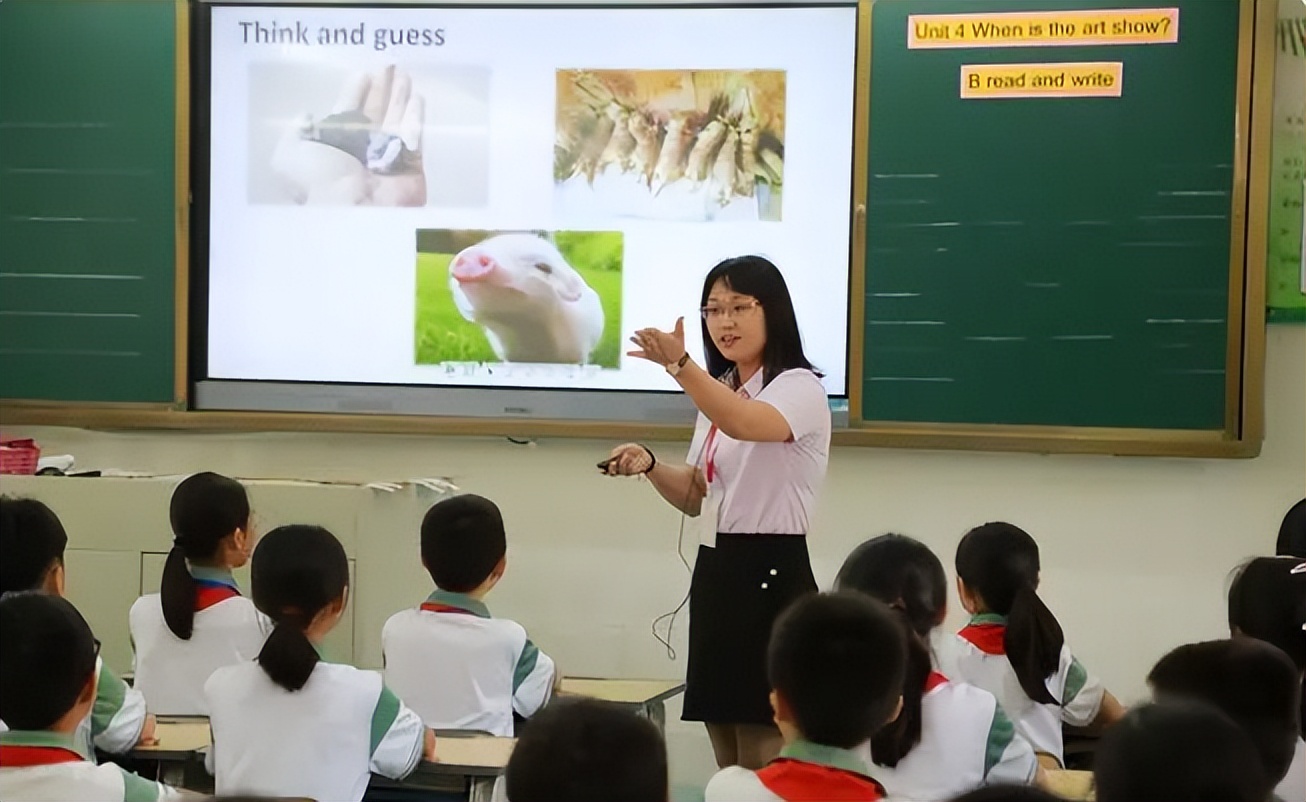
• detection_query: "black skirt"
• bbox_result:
[682,533,818,725]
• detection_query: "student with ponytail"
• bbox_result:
[834,534,1041,801]
[129,472,267,715]
[204,525,435,801]
[950,523,1124,768]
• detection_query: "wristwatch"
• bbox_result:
[665,352,691,377]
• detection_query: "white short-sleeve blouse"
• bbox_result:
[685,368,831,535]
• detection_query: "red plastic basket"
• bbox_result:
[0,438,40,475]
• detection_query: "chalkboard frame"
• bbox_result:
[845,0,1272,457]
[0,0,1274,458]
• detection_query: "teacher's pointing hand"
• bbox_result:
[628,317,687,367]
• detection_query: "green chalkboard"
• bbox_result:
[861,0,1242,430]
[0,0,179,404]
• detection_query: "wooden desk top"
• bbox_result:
[417,735,515,776]
[560,677,685,705]
[132,718,211,760]
[1044,769,1095,801]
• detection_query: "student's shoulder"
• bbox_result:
[110,763,180,802]
[128,593,162,621]
[705,766,775,802]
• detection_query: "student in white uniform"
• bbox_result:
[834,534,1042,801]
[382,493,557,736]
[604,256,832,769]
[1093,701,1271,802]
[1229,556,1306,802]
[0,497,156,756]
[205,524,435,801]
[947,522,1125,769]
[0,592,180,802]
[704,592,903,802]
[505,697,668,802]
[1148,638,1301,802]
[129,472,267,715]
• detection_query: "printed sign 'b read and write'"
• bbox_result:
[960,62,1124,99]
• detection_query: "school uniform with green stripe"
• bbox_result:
[204,656,425,801]
[868,671,1038,801]
[0,730,180,801]
[382,590,557,736]
[947,613,1105,767]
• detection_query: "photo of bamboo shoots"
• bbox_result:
[554,69,787,221]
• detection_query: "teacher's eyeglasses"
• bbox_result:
[700,300,761,320]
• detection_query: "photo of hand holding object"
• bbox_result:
[271,64,426,206]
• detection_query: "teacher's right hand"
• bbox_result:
[602,443,654,476]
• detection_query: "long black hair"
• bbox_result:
[956,522,1065,706]
[251,525,349,692]
[1228,556,1306,738]
[699,256,819,388]
[162,472,250,640]
[835,534,948,766]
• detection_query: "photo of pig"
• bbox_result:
[554,69,786,222]
[414,230,623,367]
[247,62,491,207]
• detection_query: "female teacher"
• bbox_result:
[603,255,832,770]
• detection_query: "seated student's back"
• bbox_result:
[0,496,154,756]
[505,697,668,802]
[1148,638,1301,800]
[0,591,180,802]
[1093,701,1270,802]
[835,534,1041,801]
[705,591,906,802]
[382,494,557,736]
[946,523,1124,768]
[205,525,434,802]
[130,473,268,715]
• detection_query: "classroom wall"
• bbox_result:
[2,325,1302,791]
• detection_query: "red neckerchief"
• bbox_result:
[756,759,886,801]
[420,603,478,615]
[0,745,84,767]
[958,622,1007,655]
[194,579,241,612]
[924,671,949,693]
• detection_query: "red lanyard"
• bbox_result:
[704,424,721,484]
[704,383,752,485]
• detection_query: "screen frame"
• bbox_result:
[188,0,858,424]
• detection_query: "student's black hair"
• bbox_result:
[251,525,349,692]
[0,590,99,730]
[948,786,1066,802]
[955,522,1064,706]
[420,494,506,594]
[768,590,906,749]
[1093,701,1270,802]
[1277,498,1306,558]
[699,255,820,388]
[834,533,947,766]
[504,697,668,802]
[1147,638,1301,786]
[0,496,69,593]
[162,472,251,640]
[1229,555,1306,738]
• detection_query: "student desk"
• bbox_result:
[385,734,515,802]
[1044,769,1095,801]
[129,717,211,788]
[559,677,685,733]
